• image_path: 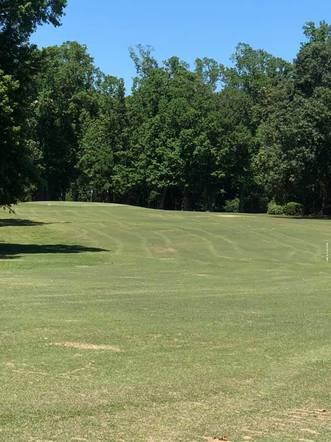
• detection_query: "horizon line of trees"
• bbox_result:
[1,3,331,214]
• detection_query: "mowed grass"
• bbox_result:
[1,202,331,441]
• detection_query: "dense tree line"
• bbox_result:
[1,4,331,214]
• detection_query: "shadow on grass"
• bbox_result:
[0,219,51,227]
[0,243,108,259]
[269,215,331,221]
[0,218,72,227]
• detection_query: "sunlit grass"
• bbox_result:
[0,202,331,441]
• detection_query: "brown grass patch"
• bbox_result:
[51,341,121,352]
[206,437,230,442]
[300,428,320,435]
[4,361,15,368]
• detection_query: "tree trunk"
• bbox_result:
[157,188,167,209]
[182,188,192,211]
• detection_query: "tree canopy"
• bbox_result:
[0,0,67,206]
[2,15,331,215]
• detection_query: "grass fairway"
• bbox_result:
[1,202,331,441]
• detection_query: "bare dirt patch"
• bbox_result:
[205,437,230,442]
[4,361,15,368]
[51,342,121,352]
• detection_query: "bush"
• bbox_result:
[267,201,284,215]
[283,201,303,217]
[64,191,73,201]
[224,198,240,213]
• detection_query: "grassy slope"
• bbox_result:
[0,202,331,441]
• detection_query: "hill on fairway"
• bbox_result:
[0,202,331,441]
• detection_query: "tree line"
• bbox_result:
[1,2,331,214]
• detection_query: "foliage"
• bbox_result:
[2,19,331,215]
[224,198,240,213]
[0,0,66,43]
[33,41,99,199]
[0,0,66,205]
[283,202,304,217]
[267,201,284,215]
[256,21,331,214]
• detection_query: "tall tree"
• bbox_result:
[0,0,67,205]
[78,75,128,202]
[218,43,290,210]
[257,21,331,214]
[34,41,98,199]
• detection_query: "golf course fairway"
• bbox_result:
[0,202,330,441]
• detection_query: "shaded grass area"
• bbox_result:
[0,242,108,259]
[0,218,47,227]
[0,202,331,441]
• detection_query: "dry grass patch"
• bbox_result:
[205,437,230,442]
[51,341,121,352]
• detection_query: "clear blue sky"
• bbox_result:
[31,0,331,92]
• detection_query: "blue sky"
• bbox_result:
[31,0,331,92]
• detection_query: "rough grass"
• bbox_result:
[0,202,331,441]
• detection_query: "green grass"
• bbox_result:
[1,202,331,441]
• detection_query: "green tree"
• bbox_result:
[0,0,67,205]
[34,41,98,199]
[126,48,222,210]
[78,75,128,201]
[216,44,290,211]
[257,21,331,214]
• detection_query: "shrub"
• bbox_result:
[224,198,240,213]
[64,191,73,201]
[283,201,304,217]
[267,201,284,215]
